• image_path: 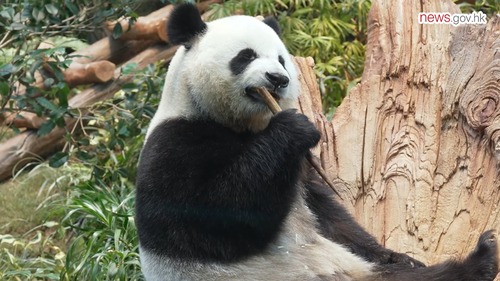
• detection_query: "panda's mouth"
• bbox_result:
[245,87,281,103]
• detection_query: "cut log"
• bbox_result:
[104,0,220,42]
[45,61,116,87]
[104,5,174,42]
[2,111,46,129]
[40,60,116,88]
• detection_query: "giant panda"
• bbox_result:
[135,3,499,281]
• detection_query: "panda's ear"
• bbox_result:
[168,4,207,47]
[263,17,281,36]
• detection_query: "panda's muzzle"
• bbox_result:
[245,72,288,103]
[245,87,281,103]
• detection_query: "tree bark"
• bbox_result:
[298,0,500,271]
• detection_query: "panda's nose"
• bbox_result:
[266,72,289,88]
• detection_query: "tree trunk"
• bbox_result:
[299,0,500,271]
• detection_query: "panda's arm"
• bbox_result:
[136,110,320,261]
[305,172,426,268]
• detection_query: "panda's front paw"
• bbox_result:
[268,109,321,151]
[462,230,498,280]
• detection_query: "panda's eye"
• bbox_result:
[278,55,285,67]
[230,48,258,75]
[239,49,257,61]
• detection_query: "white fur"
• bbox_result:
[142,14,375,281]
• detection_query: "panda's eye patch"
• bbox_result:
[238,48,257,61]
[230,48,258,75]
[278,55,285,67]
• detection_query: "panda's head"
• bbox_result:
[155,4,300,133]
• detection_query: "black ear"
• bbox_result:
[263,17,281,36]
[168,4,207,46]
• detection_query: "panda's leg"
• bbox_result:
[368,230,498,281]
[304,170,425,268]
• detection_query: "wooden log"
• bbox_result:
[104,5,174,42]
[65,61,116,87]
[319,0,499,271]
[104,0,220,42]
[44,61,116,87]
[2,111,46,129]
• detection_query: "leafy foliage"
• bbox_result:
[0,0,142,137]
[458,0,499,14]
[0,61,164,279]
[54,66,163,281]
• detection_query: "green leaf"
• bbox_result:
[112,23,123,39]
[36,97,58,112]
[121,62,138,75]
[118,123,129,137]
[49,36,88,51]
[0,7,14,20]
[64,0,79,15]
[49,152,69,168]
[32,7,46,22]
[44,78,54,88]
[8,22,25,31]
[0,81,9,96]
[0,63,15,76]
[45,4,58,16]
[38,120,56,136]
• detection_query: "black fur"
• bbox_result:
[279,55,285,67]
[136,109,320,262]
[370,230,498,281]
[167,3,207,47]
[230,48,258,76]
[263,16,281,36]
